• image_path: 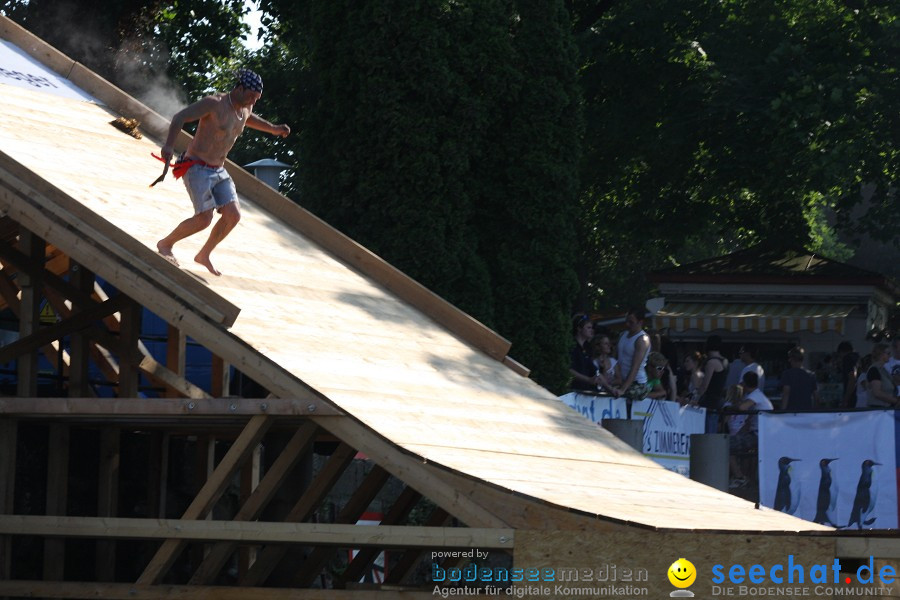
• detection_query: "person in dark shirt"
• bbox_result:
[779,346,820,411]
[835,341,858,407]
[867,343,899,407]
[696,335,728,433]
[569,314,599,391]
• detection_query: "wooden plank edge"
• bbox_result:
[0,153,240,326]
[0,581,435,599]
[502,355,530,377]
[0,515,515,549]
[0,14,518,368]
[0,397,344,417]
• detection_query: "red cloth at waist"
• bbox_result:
[152,154,222,179]
[172,157,222,179]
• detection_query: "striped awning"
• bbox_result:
[654,302,856,334]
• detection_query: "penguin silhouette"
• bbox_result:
[774,457,802,513]
[813,458,839,526]
[847,459,880,530]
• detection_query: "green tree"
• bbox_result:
[260,0,582,391]
[473,0,582,390]
[570,0,900,310]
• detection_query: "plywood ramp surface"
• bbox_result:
[0,35,829,533]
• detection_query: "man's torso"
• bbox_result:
[617,330,648,383]
[186,93,246,165]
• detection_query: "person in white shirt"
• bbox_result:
[738,345,766,394]
[886,339,900,396]
[613,308,650,399]
[855,354,872,408]
[728,371,773,488]
[868,343,899,407]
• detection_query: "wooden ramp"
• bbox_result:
[1,15,875,600]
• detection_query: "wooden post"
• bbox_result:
[117,298,142,398]
[0,419,16,586]
[67,261,93,397]
[165,324,186,399]
[96,427,120,581]
[239,443,356,586]
[211,354,230,398]
[16,231,42,398]
[147,432,170,519]
[238,443,263,576]
[137,416,273,584]
[189,422,318,585]
[43,423,70,580]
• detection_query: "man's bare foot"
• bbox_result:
[194,253,221,276]
[156,241,180,266]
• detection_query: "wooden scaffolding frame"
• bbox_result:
[0,218,528,598]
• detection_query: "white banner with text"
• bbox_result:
[559,393,705,475]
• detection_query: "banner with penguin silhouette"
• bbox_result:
[758,411,898,529]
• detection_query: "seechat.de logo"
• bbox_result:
[668,558,696,597]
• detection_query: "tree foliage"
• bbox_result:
[258,0,582,391]
[3,0,897,389]
[571,0,900,309]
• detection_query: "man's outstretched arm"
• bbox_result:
[247,113,290,137]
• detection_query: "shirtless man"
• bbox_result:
[156,69,290,275]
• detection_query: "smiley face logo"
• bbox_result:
[667,558,696,588]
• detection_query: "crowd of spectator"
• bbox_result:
[570,313,900,410]
[569,312,900,489]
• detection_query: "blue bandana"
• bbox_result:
[237,68,263,93]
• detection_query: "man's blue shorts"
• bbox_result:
[182,163,238,215]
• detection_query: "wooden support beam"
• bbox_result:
[0,265,72,390]
[341,485,422,585]
[0,397,342,417]
[138,355,212,400]
[40,284,127,392]
[0,515,515,549]
[387,506,452,585]
[211,354,230,398]
[290,465,392,587]
[117,298,142,397]
[137,415,274,584]
[0,246,126,393]
[240,442,357,586]
[0,236,85,307]
[313,417,511,530]
[239,442,263,575]
[190,421,319,584]
[0,580,434,599]
[43,423,70,581]
[190,433,216,568]
[0,419,16,584]
[165,324,186,399]
[96,427,120,581]
[67,261,94,397]
[0,156,241,327]
[147,431,169,520]
[15,230,41,397]
[0,294,128,364]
